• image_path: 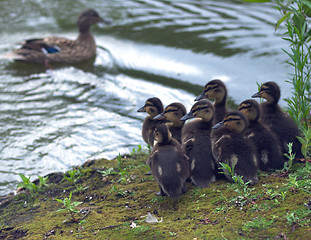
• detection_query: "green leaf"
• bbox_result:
[275,12,291,31]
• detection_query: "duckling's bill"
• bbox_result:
[212,121,224,129]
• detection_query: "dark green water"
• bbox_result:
[0,0,290,195]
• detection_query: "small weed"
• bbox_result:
[97,167,117,177]
[151,196,164,203]
[132,225,150,234]
[283,142,295,172]
[286,207,311,226]
[110,185,131,198]
[132,144,143,154]
[55,192,83,223]
[63,169,88,192]
[243,216,275,230]
[169,231,177,236]
[17,173,49,195]
[297,126,311,159]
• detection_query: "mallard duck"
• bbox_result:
[211,111,259,184]
[180,100,216,187]
[195,79,229,124]
[9,9,109,66]
[147,124,190,198]
[154,102,187,143]
[238,99,285,170]
[137,97,167,147]
[251,81,303,159]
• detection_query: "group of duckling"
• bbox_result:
[137,80,303,198]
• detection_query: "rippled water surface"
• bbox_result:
[0,0,290,195]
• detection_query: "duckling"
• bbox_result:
[251,81,303,159]
[180,100,216,187]
[8,9,109,66]
[137,97,166,147]
[147,124,190,198]
[195,79,229,124]
[211,111,259,184]
[238,99,284,171]
[154,102,187,143]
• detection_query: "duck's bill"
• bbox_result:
[137,106,145,112]
[153,113,165,120]
[212,121,224,129]
[194,92,205,101]
[180,112,194,121]
[251,92,261,98]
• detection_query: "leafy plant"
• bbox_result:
[17,173,37,193]
[63,169,88,192]
[297,125,311,159]
[282,142,296,173]
[17,174,49,194]
[286,208,311,226]
[243,216,275,230]
[55,192,83,223]
[275,0,311,131]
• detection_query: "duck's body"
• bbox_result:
[195,79,229,125]
[137,97,166,147]
[239,99,284,171]
[252,82,302,159]
[154,102,187,143]
[147,124,190,198]
[211,111,258,184]
[10,9,107,65]
[181,100,216,188]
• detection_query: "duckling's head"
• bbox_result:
[154,124,172,144]
[154,102,187,126]
[251,81,280,105]
[181,100,214,122]
[78,9,109,33]
[238,99,260,123]
[195,79,227,104]
[212,111,247,133]
[137,97,164,118]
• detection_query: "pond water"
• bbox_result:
[0,0,290,196]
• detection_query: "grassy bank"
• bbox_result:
[0,149,310,240]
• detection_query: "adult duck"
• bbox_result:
[9,9,109,66]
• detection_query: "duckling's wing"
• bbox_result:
[182,138,194,156]
[147,150,158,166]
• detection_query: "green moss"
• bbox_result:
[0,154,310,239]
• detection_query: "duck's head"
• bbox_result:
[181,100,214,122]
[137,97,164,118]
[251,81,280,105]
[154,124,172,144]
[212,111,247,133]
[238,99,260,123]
[154,102,187,126]
[78,9,110,33]
[195,79,227,104]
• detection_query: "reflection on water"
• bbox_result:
[0,0,290,195]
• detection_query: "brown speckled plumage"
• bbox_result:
[12,9,107,65]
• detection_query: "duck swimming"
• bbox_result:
[9,9,109,66]
[238,99,285,171]
[195,79,230,124]
[211,111,259,184]
[137,97,166,147]
[147,124,190,198]
[181,100,216,188]
[154,102,187,143]
[251,81,303,159]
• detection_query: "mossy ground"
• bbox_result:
[0,151,310,240]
